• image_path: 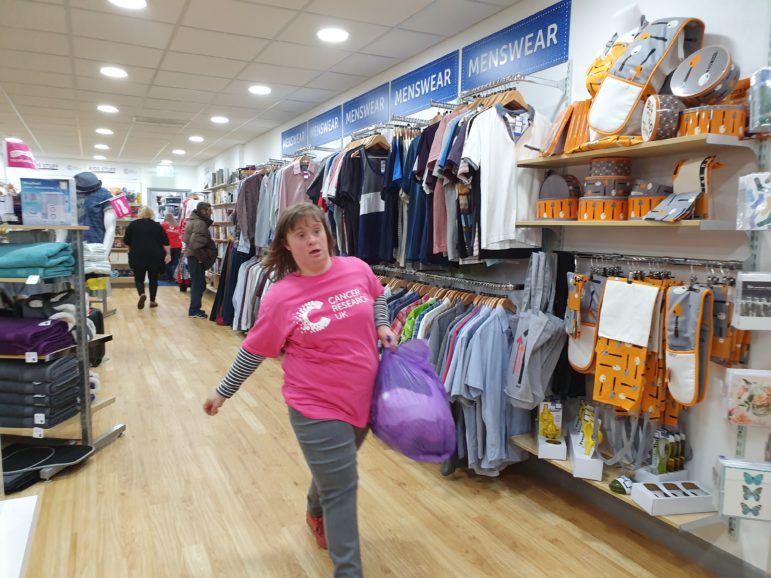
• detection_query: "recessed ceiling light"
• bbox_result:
[4,137,23,143]
[100,66,128,79]
[93,155,107,161]
[248,84,272,96]
[97,104,119,114]
[317,27,349,43]
[188,135,204,143]
[172,149,186,155]
[210,116,229,124]
[95,128,113,135]
[94,144,110,150]
[108,0,147,9]
[160,159,173,165]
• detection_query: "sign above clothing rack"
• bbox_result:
[391,51,459,117]
[461,0,571,92]
[281,122,307,156]
[343,83,389,137]
[308,106,342,147]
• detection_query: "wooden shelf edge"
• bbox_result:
[516,220,702,228]
[0,225,88,231]
[0,334,112,362]
[0,276,75,283]
[509,434,718,531]
[518,134,757,168]
[203,182,239,193]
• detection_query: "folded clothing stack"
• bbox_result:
[0,318,74,356]
[83,242,111,275]
[0,356,81,428]
[0,242,75,279]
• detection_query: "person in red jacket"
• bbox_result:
[161,213,182,281]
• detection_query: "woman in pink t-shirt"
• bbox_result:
[203,203,395,577]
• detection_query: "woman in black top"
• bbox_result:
[123,206,171,309]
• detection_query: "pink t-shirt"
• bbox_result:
[242,256,384,428]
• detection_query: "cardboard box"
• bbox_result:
[20,178,76,226]
[569,432,604,481]
[634,469,690,484]
[538,436,567,460]
[631,481,715,516]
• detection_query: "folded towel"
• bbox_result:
[0,374,79,398]
[0,403,79,428]
[0,264,75,279]
[84,262,111,275]
[0,384,79,409]
[0,318,74,355]
[0,242,73,268]
[0,356,78,383]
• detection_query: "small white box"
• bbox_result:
[569,432,604,481]
[634,469,690,484]
[732,272,771,330]
[631,481,715,516]
[538,436,567,460]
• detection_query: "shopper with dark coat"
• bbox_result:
[123,206,170,309]
[183,202,215,319]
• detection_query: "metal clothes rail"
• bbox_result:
[390,115,431,127]
[372,264,523,293]
[574,252,745,271]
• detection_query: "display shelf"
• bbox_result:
[518,135,758,168]
[517,220,703,228]
[0,225,88,231]
[0,275,75,285]
[213,202,236,209]
[0,396,115,437]
[110,277,134,285]
[203,182,238,193]
[0,334,113,362]
[212,221,230,226]
[510,434,719,531]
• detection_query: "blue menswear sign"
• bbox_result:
[461,0,571,93]
[281,122,307,156]
[343,83,389,136]
[308,106,342,147]
[391,52,459,116]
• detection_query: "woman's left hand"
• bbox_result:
[164,254,172,264]
[377,326,398,351]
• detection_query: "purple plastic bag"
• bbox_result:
[371,340,455,463]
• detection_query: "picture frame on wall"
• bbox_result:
[732,273,771,330]
[725,368,771,428]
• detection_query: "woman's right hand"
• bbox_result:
[203,392,226,416]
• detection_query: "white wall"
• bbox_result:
[6,156,198,198]
[194,1,771,571]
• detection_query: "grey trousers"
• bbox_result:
[289,407,368,578]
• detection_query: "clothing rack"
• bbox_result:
[574,252,744,271]
[349,124,387,140]
[390,115,431,127]
[459,68,571,101]
[430,100,457,111]
[267,158,290,166]
[294,145,337,155]
[372,265,523,293]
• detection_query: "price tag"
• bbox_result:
[33,427,44,439]
[381,160,387,173]
[34,413,46,425]
[25,351,38,363]
[26,275,41,285]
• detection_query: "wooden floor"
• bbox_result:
[14,287,713,577]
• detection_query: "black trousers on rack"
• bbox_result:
[133,263,161,301]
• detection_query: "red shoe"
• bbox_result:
[306,512,328,549]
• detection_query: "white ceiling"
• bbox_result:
[0,0,520,166]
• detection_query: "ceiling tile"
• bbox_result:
[11,95,76,110]
[2,0,67,33]
[0,27,69,56]
[76,77,148,97]
[288,87,338,104]
[274,100,315,114]
[144,99,205,113]
[75,91,144,108]
[170,27,268,61]
[69,0,188,24]
[147,86,216,104]
[305,71,367,92]
[161,52,247,79]
[256,41,350,70]
[400,0,501,36]
[74,59,156,84]
[2,83,75,99]
[277,13,389,52]
[304,0,433,27]
[134,108,195,123]
[70,8,174,49]
[256,109,297,123]
[361,28,444,59]
[222,80,299,99]
[72,38,164,69]
[0,49,71,74]
[330,53,400,77]
[474,0,521,6]
[154,71,230,93]
[183,0,294,38]
[211,93,271,110]
[0,68,73,89]
[239,0,307,9]
[239,62,318,86]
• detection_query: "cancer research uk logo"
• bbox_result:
[293,289,370,334]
